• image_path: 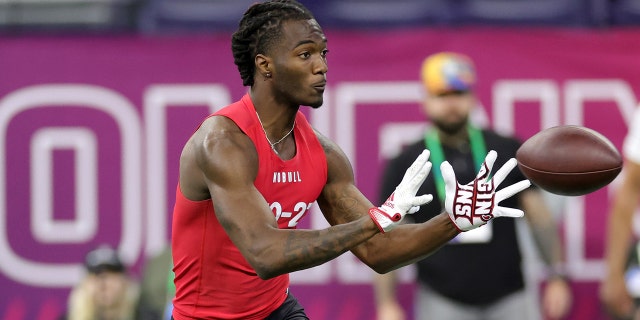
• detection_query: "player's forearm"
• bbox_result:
[250,216,379,279]
[362,213,459,273]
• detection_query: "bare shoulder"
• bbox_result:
[191,116,249,150]
[179,115,258,200]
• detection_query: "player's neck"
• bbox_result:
[250,88,298,131]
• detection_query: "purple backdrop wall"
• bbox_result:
[1,27,640,319]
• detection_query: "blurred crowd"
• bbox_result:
[59,245,173,320]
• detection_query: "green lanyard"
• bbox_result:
[424,125,487,203]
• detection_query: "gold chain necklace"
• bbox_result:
[256,111,295,155]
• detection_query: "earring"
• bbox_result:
[265,72,271,78]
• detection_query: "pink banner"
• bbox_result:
[1,27,640,319]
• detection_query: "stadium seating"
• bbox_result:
[0,0,637,33]
[610,0,640,25]
[137,0,254,33]
[299,0,605,28]
[299,0,454,29]
[0,0,139,32]
[452,0,599,26]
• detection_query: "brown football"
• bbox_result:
[516,125,622,196]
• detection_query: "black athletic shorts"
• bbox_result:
[171,291,308,320]
[265,292,309,320]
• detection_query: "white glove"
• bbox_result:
[442,150,531,232]
[369,150,434,233]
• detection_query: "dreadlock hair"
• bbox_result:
[231,0,315,87]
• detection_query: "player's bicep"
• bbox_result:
[315,134,373,226]
[193,119,257,192]
[315,133,390,264]
[194,120,278,246]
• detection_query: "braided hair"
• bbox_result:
[231,0,315,87]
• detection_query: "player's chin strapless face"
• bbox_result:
[276,19,327,109]
[274,69,325,108]
[306,95,324,109]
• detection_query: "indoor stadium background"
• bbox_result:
[1,1,639,319]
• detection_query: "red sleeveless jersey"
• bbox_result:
[172,94,328,319]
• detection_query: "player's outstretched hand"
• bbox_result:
[369,150,434,233]
[442,150,531,232]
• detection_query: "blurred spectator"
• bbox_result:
[373,52,572,320]
[601,106,640,320]
[137,245,174,320]
[59,245,140,320]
